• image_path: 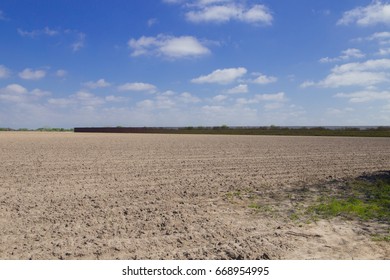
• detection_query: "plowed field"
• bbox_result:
[1,132,389,259]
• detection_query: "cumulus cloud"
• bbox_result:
[186,4,272,24]
[30,89,51,97]
[332,58,390,73]
[338,1,390,26]
[19,68,46,80]
[319,71,389,88]
[319,48,365,63]
[226,84,248,94]
[236,92,286,105]
[179,92,201,103]
[74,91,105,106]
[47,98,74,107]
[83,79,111,89]
[357,31,390,44]
[0,84,50,103]
[118,82,157,93]
[128,34,210,59]
[136,91,202,112]
[377,47,390,55]
[48,91,105,108]
[164,0,273,25]
[303,59,390,88]
[354,31,390,49]
[252,73,277,84]
[191,67,247,84]
[300,80,315,88]
[213,94,228,102]
[335,90,390,103]
[1,84,28,95]
[0,65,11,79]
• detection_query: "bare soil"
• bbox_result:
[0,132,389,259]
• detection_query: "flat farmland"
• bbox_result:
[0,132,389,259]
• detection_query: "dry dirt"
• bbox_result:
[0,132,389,260]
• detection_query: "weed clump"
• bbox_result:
[309,174,390,223]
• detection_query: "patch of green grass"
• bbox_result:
[225,190,242,201]
[248,203,275,214]
[308,177,390,222]
[372,235,390,242]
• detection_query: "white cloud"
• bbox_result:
[319,48,365,63]
[226,84,248,94]
[71,32,86,52]
[17,27,60,37]
[42,27,60,36]
[55,69,67,78]
[377,47,390,55]
[128,34,210,59]
[264,102,284,111]
[19,68,46,80]
[48,91,105,108]
[300,80,315,88]
[185,3,272,25]
[252,73,277,84]
[256,92,286,102]
[179,92,201,103]
[191,67,247,84]
[0,65,11,79]
[118,82,157,93]
[83,79,111,89]
[160,36,210,58]
[303,59,390,88]
[1,84,28,95]
[155,95,176,109]
[147,18,158,27]
[335,90,390,103]
[105,95,126,102]
[236,92,286,105]
[74,91,105,106]
[326,107,355,115]
[162,0,183,4]
[354,31,390,45]
[31,89,51,97]
[367,31,390,44]
[213,94,228,102]
[18,27,86,52]
[0,84,50,103]
[136,99,154,110]
[332,58,390,73]
[47,98,74,107]
[319,71,389,88]
[338,1,390,26]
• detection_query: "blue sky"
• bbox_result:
[1,0,390,128]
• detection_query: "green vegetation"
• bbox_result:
[242,172,389,241]
[372,234,390,242]
[0,127,73,132]
[308,176,390,222]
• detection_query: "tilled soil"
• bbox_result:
[0,132,389,259]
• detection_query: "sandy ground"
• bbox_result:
[0,132,389,259]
